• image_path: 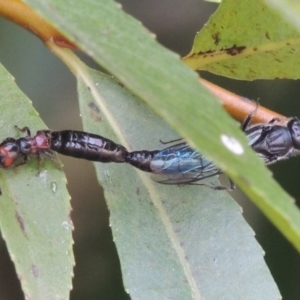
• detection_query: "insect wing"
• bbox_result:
[245,124,275,164]
[245,124,265,147]
[150,143,220,184]
[246,123,296,165]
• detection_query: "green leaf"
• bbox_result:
[25,0,300,257]
[0,64,73,299]
[78,69,281,299]
[183,0,300,79]
[263,0,300,31]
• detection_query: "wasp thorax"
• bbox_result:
[18,138,32,155]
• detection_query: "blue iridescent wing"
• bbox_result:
[149,143,221,184]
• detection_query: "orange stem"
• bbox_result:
[0,1,285,124]
[0,0,77,49]
[200,78,285,123]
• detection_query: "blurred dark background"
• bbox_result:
[0,1,299,299]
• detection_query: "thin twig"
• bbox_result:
[200,78,284,123]
[0,2,285,124]
[0,0,76,48]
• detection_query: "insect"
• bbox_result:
[49,130,127,163]
[125,143,223,187]
[0,127,52,168]
[125,117,300,187]
[1,114,300,189]
[125,143,225,189]
[246,117,300,164]
[0,128,128,168]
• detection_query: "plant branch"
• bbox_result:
[200,78,284,123]
[0,1,286,124]
[0,0,76,48]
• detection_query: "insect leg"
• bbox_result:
[159,137,183,145]
[242,103,259,131]
[14,126,31,137]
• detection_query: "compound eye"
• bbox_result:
[290,119,300,149]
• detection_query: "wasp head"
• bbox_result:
[0,138,21,168]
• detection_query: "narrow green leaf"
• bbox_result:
[77,69,281,299]
[25,0,300,257]
[184,0,300,79]
[0,64,73,299]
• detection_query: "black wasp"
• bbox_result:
[0,128,127,168]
